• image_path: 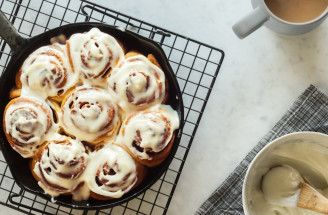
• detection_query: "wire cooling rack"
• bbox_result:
[0,0,224,214]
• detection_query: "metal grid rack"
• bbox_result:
[0,0,224,214]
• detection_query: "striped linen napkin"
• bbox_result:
[196,85,328,215]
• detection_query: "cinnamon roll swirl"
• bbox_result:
[67,28,125,87]
[3,97,56,158]
[61,87,121,144]
[17,44,77,102]
[31,135,88,199]
[107,52,166,113]
[117,105,179,167]
[87,142,146,200]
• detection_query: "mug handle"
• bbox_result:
[232,7,269,39]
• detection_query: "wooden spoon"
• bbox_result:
[262,165,328,214]
[297,182,328,214]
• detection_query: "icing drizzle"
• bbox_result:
[61,86,120,144]
[118,105,179,160]
[3,28,180,200]
[33,135,88,199]
[4,97,57,158]
[20,44,77,99]
[107,55,166,113]
[67,28,124,87]
[86,143,137,198]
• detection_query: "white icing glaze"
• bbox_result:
[262,165,304,207]
[3,28,180,201]
[68,28,124,87]
[117,104,179,160]
[85,143,137,198]
[61,86,120,143]
[249,141,328,215]
[20,44,78,99]
[33,134,89,199]
[107,55,166,113]
[4,97,57,158]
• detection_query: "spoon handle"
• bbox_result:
[297,182,328,214]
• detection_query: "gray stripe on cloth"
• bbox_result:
[196,85,328,215]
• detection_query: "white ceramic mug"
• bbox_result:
[233,0,328,39]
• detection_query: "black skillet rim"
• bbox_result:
[0,22,184,210]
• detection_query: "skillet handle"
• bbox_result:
[0,10,27,53]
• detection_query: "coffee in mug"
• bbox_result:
[265,0,328,23]
[233,0,328,39]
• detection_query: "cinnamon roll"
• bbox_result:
[3,28,181,202]
[86,142,146,200]
[61,87,121,144]
[67,28,125,87]
[17,44,77,102]
[31,134,89,200]
[107,52,167,113]
[117,105,179,167]
[3,97,56,158]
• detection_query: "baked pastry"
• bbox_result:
[117,105,179,167]
[87,142,146,200]
[16,44,77,102]
[61,86,121,144]
[3,97,56,158]
[107,51,167,113]
[31,134,88,200]
[67,28,125,87]
[2,28,180,201]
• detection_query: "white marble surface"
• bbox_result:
[4,0,328,214]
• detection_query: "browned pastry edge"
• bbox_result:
[30,142,47,182]
[15,68,22,89]
[30,153,40,182]
[9,87,21,99]
[147,54,161,68]
[50,86,76,103]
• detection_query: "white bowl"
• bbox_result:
[242,131,328,215]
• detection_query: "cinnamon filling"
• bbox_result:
[80,40,113,79]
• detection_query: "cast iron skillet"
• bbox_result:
[0,11,184,209]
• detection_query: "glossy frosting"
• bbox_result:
[86,143,138,198]
[61,86,120,144]
[33,139,138,200]
[249,142,328,215]
[20,44,77,99]
[67,28,124,87]
[33,134,88,200]
[4,97,57,158]
[118,105,179,160]
[3,28,179,200]
[262,165,304,207]
[108,55,166,113]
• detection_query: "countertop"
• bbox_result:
[3,0,328,214]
